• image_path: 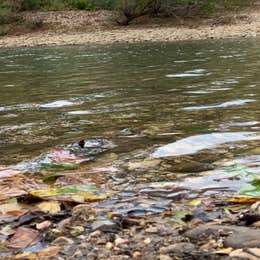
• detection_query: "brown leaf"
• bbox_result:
[9,227,41,249]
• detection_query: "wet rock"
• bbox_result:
[52,236,74,245]
[91,219,118,233]
[68,138,116,157]
[160,243,196,254]
[185,225,260,248]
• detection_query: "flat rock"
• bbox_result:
[91,219,118,233]
[160,243,196,254]
[185,225,260,249]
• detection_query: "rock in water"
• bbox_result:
[153,132,260,158]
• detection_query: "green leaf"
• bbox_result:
[30,185,109,202]
[226,164,259,179]
[239,178,260,198]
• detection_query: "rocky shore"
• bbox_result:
[1,7,260,48]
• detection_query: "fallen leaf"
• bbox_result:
[40,162,80,172]
[37,201,61,214]
[9,227,41,249]
[229,197,260,203]
[30,185,109,202]
[187,198,202,206]
[0,202,23,215]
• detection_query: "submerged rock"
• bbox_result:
[68,138,116,157]
[153,132,260,158]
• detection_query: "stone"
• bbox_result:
[115,237,128,247]
[160,243,196,254]
[91,219,118,233]
[36,220,52,230]
[185,225,260,249]
[144,238,151,244]
[145,226,158,234]
[70,226,85,236]
[52,236,74,245]
[105,242,113,250]
[132,251,142,259]
[159,254,172,260]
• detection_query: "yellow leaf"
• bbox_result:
[0,203,22,215]
[37,201,61,214]
[229,197,260,203]
[187,198,202,206]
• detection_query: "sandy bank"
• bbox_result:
[1,9,260,48]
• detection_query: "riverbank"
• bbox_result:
[1,7,260,48]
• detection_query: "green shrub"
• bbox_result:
[0,24,11,35]
[0,0,22,25]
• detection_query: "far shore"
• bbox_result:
[1,8,260,48]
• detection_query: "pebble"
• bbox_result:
[91,219,118,233]
[160,242,196,254]
[70,226,85,236]
[105,242,113,250]
[145,226,158,234]
[144,238,151,244]
[36,220,52,230]
[52,236,74,245]
[115,237,128,247]
[159,254,173,260]
[132,251,142,259]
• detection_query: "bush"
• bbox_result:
[22,0,67,11]
[0,0,23,25]
[115,0,152,25]
[0,24,11,35]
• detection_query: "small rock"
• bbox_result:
[133,251,142,259]
[115,237,128,247]
[145,226,158,234]
[160,243,196,254]
[70,226,85,236]
[186,224,260,249]
[159,254,172,260]
[88,230,101,238]
[49,228,63,239]
[36,220,52,230]
[144,238,151,244]
[91,219,118,233]
[52,236,74,245]
[105,242,113,250]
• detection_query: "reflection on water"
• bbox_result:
[0,39,259,164]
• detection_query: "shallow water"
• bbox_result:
[0,39,259,164]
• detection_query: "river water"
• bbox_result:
[0,39,259,165]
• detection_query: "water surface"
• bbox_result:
[0,39,259,164]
